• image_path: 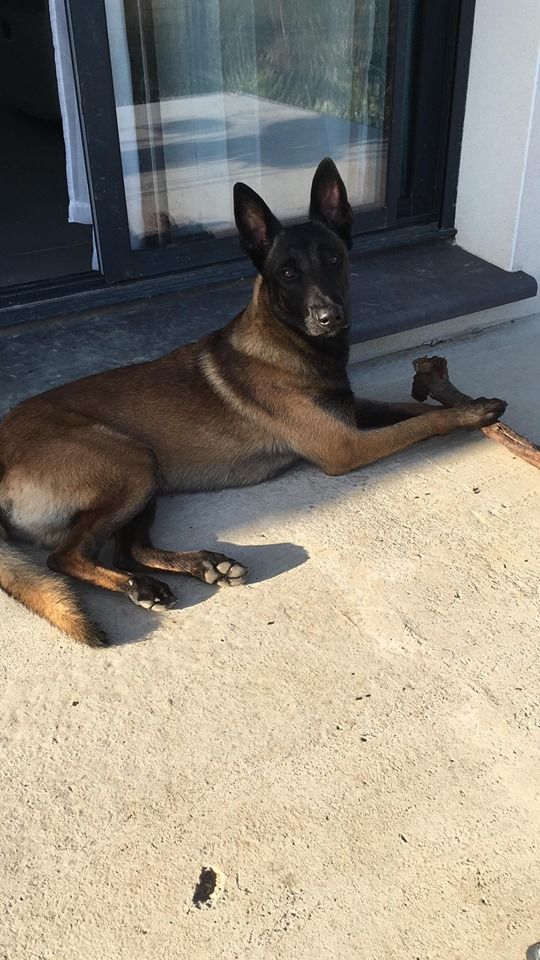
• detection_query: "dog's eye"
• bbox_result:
[327,254,340,266]
[281,266,296,280]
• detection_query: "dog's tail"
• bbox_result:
[0,529,108,647]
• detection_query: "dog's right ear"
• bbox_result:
[233,183,282,272]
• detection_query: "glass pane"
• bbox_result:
[104,0,393,250]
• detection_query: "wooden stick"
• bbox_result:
[412,355,540,469]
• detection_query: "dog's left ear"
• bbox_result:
[309,158,353,249]
[234,183,282,272]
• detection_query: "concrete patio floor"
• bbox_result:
[1,312,539,960]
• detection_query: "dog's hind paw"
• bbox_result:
[200,554,248,587]
[127,575,176,611]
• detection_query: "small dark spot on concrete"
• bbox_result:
[473,486,481,494]
[71,700,79,706]
[193,867,219,907]
[399,833,408,843]
[267,620,275,625]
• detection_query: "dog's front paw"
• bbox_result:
[458,397,507,430]
[127,575,176,611]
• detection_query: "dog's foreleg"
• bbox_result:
[354,397,437,427]
[273,393,507,475]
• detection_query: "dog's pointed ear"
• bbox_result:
[309,158,353,249]
[233,183,282,272]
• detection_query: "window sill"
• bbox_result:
[348,239,537,344]
[0,237,536,338]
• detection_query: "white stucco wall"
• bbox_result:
[456,0,540,316]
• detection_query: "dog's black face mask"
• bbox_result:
[262,222,350,339]
[234,158,353,340]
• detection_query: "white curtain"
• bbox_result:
[48,0,92,226]
[104,0,145,248]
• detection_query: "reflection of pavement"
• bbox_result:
[116,92,387,240]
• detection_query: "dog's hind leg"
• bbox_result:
[47,444,177,612]
[113,501,248,587]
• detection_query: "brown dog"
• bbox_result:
[0,159,506,646]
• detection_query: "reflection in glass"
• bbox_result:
[105,0,393,249]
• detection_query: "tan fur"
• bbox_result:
[0,530,106,646]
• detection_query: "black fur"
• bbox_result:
[234,158,353,343]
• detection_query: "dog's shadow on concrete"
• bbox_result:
[79,536,309,647]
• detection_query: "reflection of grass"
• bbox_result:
[225,59,387,128]
[128,0,390,128]
[221,0,390,127]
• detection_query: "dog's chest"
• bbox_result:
[159,438,297,492]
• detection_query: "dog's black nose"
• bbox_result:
[312,305,342,325]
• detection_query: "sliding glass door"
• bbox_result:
[65,0,472,282]
[103,0,392,251]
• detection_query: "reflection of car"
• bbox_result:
[0,0,60,120]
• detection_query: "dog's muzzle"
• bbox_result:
[307,301,350,336]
